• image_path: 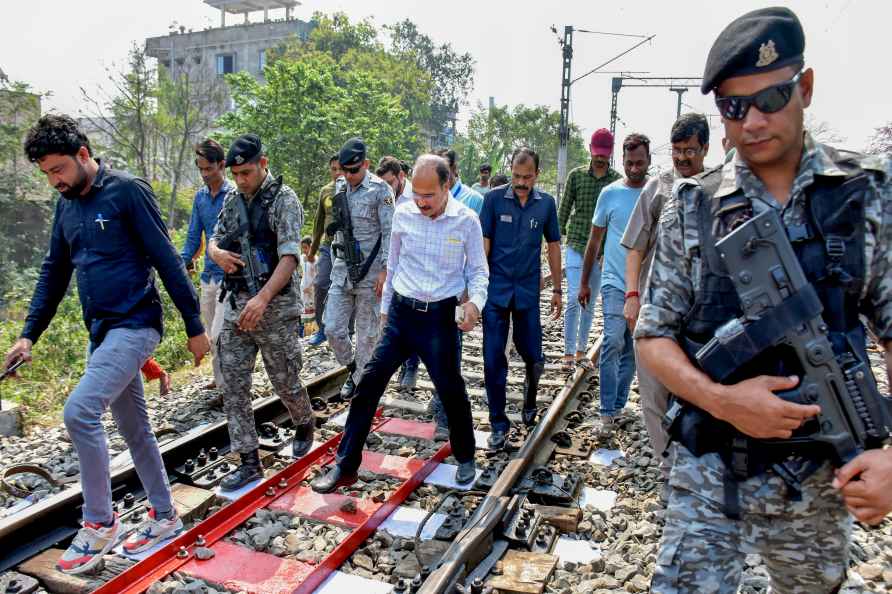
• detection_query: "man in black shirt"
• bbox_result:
[3,115,210,574]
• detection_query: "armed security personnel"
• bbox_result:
[208,134,315,491]
[636,8,892,593]
[325,138,394,399]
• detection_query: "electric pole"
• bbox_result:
[609,76,701,145]
[553,29,653,204]
[556,25,573,204]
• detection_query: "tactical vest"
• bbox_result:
[223,178,285,294]
[671,152,875,481]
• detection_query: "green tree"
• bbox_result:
[457,102,589,193]
[386,20,476,146]
[156,63,226,228]
[275,12,433,157]
[0,80,53,302]
[217,54,418,227]
[81,45,162,180]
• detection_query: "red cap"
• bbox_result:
[589,128,614,157]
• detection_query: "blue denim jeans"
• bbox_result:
[563,246,601,355]
[65,327,172,524]
[598,285,636,417]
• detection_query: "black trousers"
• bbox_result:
[336,295,476,472]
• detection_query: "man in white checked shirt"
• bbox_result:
[312,155,487,493]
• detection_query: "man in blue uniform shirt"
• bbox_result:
[480,147,562,449]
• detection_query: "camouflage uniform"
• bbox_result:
[212,172,314,454]
[636,136,892,593]
[323,171,394,382]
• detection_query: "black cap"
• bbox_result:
[225,134,262,167]
[338,137,366,168]
[701,7,805,94]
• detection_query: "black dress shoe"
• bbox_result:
[521,407,538,427]
[487,431,507,451]
[220,450,262,491]
[291,422,315,458]
[310,465,358,494]
[455,460,476,485]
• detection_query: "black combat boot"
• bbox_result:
[291,420,315,458]
[340,361,357,400]
[219,449,262,491]
[521,362,545,427]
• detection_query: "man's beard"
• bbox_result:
[58,162,90,199]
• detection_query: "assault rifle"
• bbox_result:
[694,208,892,464]
[217,179,284,306]
[328,185,380,284]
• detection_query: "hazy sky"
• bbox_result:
[2,0,887,170]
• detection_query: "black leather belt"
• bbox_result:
[394,293,457,312]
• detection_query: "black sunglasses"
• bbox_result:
[715,70,803,121]
[342,164,362,174]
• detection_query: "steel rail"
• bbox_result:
[419,336,603,593]
[0,365,348,572]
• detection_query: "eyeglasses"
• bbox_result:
[715,70,803,121]
[342,164,362,174]
[669,147,702,158]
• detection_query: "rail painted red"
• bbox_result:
[181,540,314,594]
[293,439,451,594]
[92,411,448,594]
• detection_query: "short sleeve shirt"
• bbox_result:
[480,186,560,310]
[592,180,643,293]
[620,171,675,291]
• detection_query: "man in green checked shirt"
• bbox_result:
[558,129,621,370]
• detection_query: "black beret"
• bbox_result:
[338,137,366,167]
[701,7,805,94]
[225,133,262,167]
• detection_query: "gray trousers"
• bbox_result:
[313,245,333,331]
[323,280,380,381]
[634,340,671,475]
[64,327,172,524]
[200,278,225,388]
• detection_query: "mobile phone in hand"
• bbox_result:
[455,305,465,324]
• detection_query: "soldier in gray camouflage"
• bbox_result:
[324,138,394,399]
[634,8,892,593]
[208,134,315,491]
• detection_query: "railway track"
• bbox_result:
[0,277,621,594]
[5,274,887,594]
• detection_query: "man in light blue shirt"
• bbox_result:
[579,133,651,434]
[181,139,233,390]
[435,148,484,215]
